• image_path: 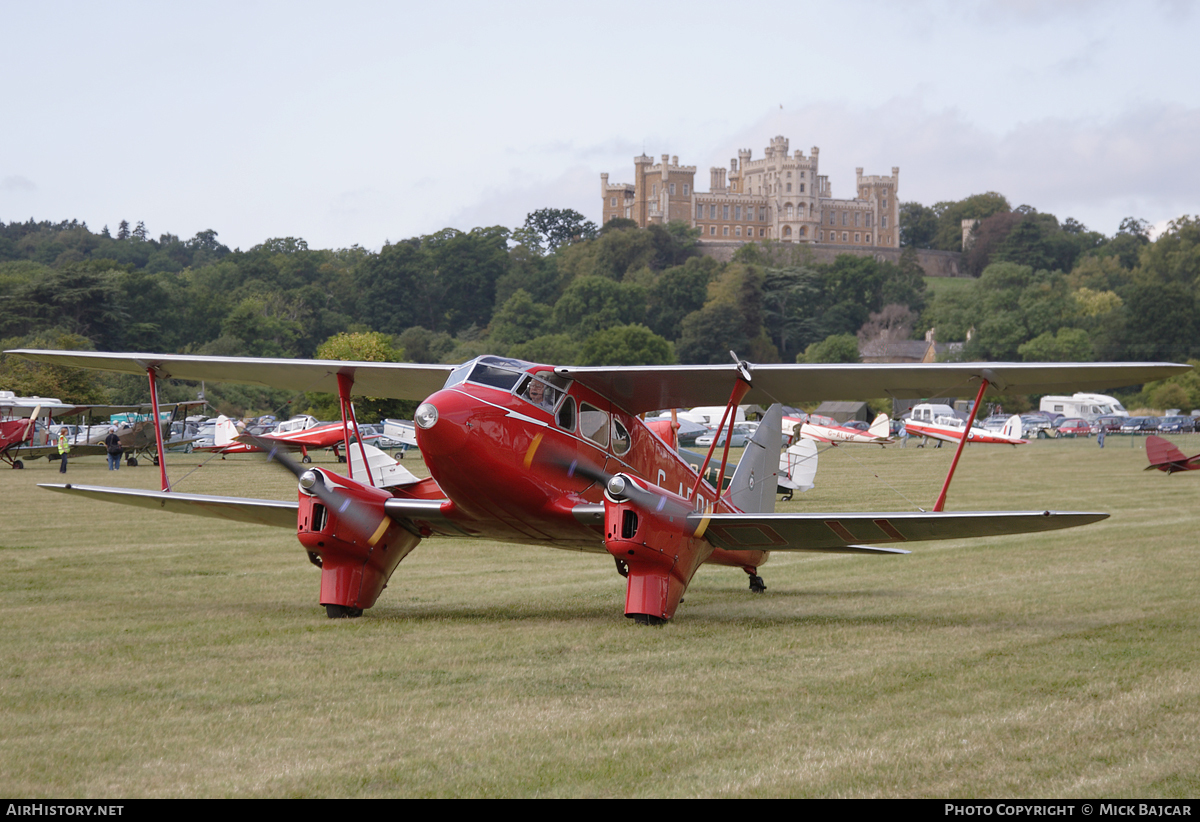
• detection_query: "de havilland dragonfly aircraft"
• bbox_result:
[8,348,1188,623]
[195,413,348,463]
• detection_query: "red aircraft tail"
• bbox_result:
[1145,435,1197,473]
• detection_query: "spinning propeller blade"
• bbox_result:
[242,434,390,541]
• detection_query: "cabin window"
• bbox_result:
[611,418,631,455]
[516,375,560,411]
[557,397,576,431]
[462,356,532,391]
[579,403,609,447]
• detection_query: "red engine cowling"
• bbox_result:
[295,470,421,611]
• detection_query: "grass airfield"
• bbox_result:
[1,436,1197,798]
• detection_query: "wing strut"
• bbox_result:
[147,366,170,492]
[336,372,373,485]
[688,353,753,503]
[932,376,989,511]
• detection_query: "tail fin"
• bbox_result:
[1001,414,1022,440]
[868,412,890,440]
[214,415,240,447]
[728,404,781,514]
[1146,435,1188,469]
[778,439,818,493]
[348,441,420,488]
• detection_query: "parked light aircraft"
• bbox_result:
[8,348,1187,622]
[195,413,347,463]
[1144,435,1200,474]
[905,403,1027,446]
[784,412,892,445]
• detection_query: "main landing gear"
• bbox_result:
[747,571,767,593]
[325,604,363,619]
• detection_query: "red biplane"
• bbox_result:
[194,413,348,463]
[1144,435,1200,474]
[7,349,1188,623]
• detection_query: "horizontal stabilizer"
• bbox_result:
[39,484,298,528]
[691,510,1108,552]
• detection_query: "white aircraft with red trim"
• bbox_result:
[904,403,1027,446]
[784,412,892,445]
[195,413,350,463]
[5,349,1187,623]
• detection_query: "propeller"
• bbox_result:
[242,434,391,541]
[538,444,700,530]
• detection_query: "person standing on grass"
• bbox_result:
[57,427,70,474]
[105,426,122,470]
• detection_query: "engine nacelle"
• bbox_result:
[296,469,421,611]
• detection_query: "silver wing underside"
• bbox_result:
[693,510,1108,553]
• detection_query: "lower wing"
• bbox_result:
[692,510,1108,553]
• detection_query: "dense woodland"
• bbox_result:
[2,198,1198,418]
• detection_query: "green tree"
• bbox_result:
[523,208,598,252]
[579,324,674,365]
[308,331,414,423]
[899,202,938,248]
[802,333,860,363]
[552,276,645,338]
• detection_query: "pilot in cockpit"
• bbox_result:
[523,378,558,411]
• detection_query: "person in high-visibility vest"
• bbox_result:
[57,427,69,474]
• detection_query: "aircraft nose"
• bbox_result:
[413,390,472,457]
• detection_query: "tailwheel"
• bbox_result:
[325,604,363,619]
[748,574,767,593]
[628,613,667,626]
[781,490,793,501]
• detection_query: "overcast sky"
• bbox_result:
[3,0,1196,250]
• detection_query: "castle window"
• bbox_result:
[820,231,824,241]
[800,183,804,193]
[787,171,792,178]
[747,206,754,221]
[786,183,792,192]
[653,185,657,197]
[786,204,794,219]
[709,205,717,219]
[855,233,861,243]
[723,204,730,219]
[610,197,616,207]
[736,226,742,236]
[855,213,861,227]
[842,232,849,242]
[670,183,676,195]
[683,184,689,195]
[866,234,871,244]
[735,205,742,220]
[867,214,873,227]
[829,213,835,225]
[799,226,806,237]
[882,215,888,228]
[883,199,888,208]
[696,203,704,219]
[723,226,729,236]
[710,226,716,235]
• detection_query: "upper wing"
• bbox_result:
[557,362,1188,415]
[692,510,1108,553]
[9,350,1188,414]
[7,350,455,401]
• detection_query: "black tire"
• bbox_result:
[127,457,138,467]
[13,460,24,469]
[325,604,363,619]
[301,455,312,464]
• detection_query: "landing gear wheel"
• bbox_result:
[185,443,193,453]
[126,457,138,467]
[301,455,312,464]
[12,460,23,469]
[628,613,667,626]
[336,455,346,464]
[152,456,159,466]
[748,574,767,593]
[325,604,363,619]
[781,490,793,502]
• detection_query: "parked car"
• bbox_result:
[1120,416,1157,434]
[695,424,752,447]
[1054,418,1092,438]
[1020,414,1056,438]
[1157,415,1195,434]
[1091,415,1124,434]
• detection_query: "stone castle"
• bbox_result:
[601,135,899,249]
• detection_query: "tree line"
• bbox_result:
[2,198,1197,417]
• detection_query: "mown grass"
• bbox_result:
[1,437,1197,797]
